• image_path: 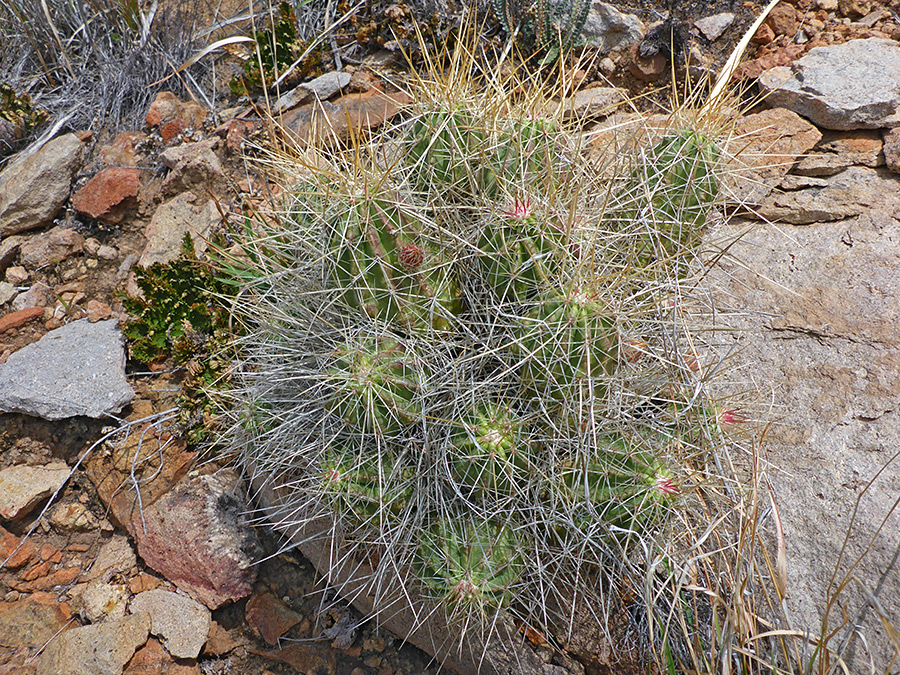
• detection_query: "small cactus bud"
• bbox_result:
[398,243,425,270]
[505,199,532,221]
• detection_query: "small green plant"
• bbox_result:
[229,1,325,96]
[492,0,591,64]
[121,235,234,441]
[0,83,48,133]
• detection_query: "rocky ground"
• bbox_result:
[0,1,899,674]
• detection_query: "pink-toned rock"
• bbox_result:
[10,281,49,312]
[129,472,260,610]
[85,299,113,322]
[100,131,148,168]
[628,44,667,82]
[5,265,27,284]
[18,226,85,269]
[145,92,207,145]
[0,307,44,334]
[0,133,85,236]
[0,236,22,274]
[281,89,412,147]
[72,168,141,225]
[245,592,301,645]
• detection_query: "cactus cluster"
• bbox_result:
[227,83,727,660]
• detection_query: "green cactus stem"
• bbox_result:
[417,517,523,610]
[326,338,424,436]
[330,193,461,333]
[450,401,535,498]
[517,287,619,402]
[320,449,412,525]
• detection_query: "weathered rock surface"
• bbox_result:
[0,592,71,649]
[130,472,260,610]
[82,582,129,623]
[274,71,352,112]
[145,91,206,144]
[0,461,70,520]
[139,191,221,267]
[560,87,626,120]
[18,225,84,269]
[884,126,900,174]
[724,107,822,207]
[123,638,202,675]
[159,138,225,196]
[582,1,645,53]
[758,38,900,130]
[0,134,84,236]
[757,166,900,224]
[0,318,134,420]
[245,592,300,646]
[36,611,150,675]
[281,89,412,147]
[130,589,211,659]
[793,129,884,176]
[72,168,141,225]
[694,12,735,41]
[705,208,900,673]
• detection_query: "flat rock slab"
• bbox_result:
[36,611,150,675]
[705,210,900,671]
[0,461,70,520]
[130,589,211,658]
[0,318,134,420]
[759,38,900,130]
[758,165,900,224]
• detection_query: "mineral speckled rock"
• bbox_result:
[705,209,900,672]
[0,318,134,420]
[758,38,900,130]
[582,1,645,53]
[130,471,261,610]
[35,611,150,675]
[130,589,211,659]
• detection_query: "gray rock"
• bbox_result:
[140,191,221,267]
[131,471,261,609]
[0,461,70,520]
[275,71,352,113]
[758,38,900,130]
[10,281,49,311]
[0,134,85,236]
[0,318,134,420]
[159,138,226,197]
[704,207,900,673]
[582,1,645,53]
[756,166,900,224]
[130,589,211,658]
[0,281,16,305]
[35,611,150,675]
[694,12,735,41]
[561,87,626,120]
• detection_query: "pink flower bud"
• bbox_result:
[398,243,424,270]
[505,199,532,221]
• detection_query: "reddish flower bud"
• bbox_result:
[398,243,424,270]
